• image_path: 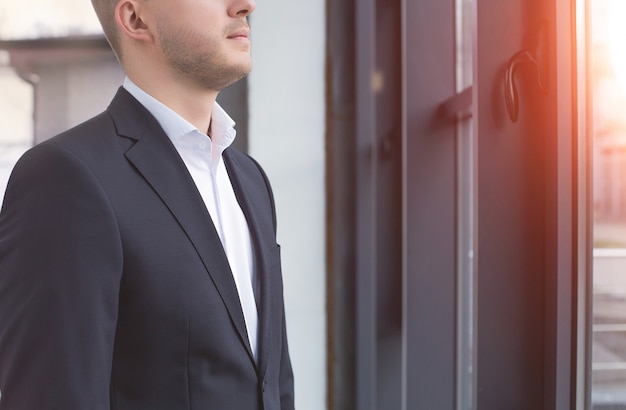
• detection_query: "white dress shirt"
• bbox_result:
[123,78,259,361]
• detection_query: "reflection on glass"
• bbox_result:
[591,0,626,407]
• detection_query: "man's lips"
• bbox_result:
[227,28,250,40]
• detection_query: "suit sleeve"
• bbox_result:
[0,142,123,409]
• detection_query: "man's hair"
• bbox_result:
[91,0,123,60]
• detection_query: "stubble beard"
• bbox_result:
[158,22,252,92]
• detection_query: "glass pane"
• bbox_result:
[591,0,626,407]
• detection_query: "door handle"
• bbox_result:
[504,50,544,123]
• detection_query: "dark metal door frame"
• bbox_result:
[326,0,583,408]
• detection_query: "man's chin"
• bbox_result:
[208,66,252,91]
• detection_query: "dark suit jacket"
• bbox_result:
[0,88,294,409]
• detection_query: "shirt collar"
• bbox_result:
[122,77,237,149]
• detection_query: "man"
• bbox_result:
[0,0,294,408]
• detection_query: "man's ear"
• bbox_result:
[115,0,154,43]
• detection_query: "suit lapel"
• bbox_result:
[107,88,255,363]
[223,151,273,378]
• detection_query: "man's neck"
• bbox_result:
[128,73,217,134]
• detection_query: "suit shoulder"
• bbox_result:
[6,111,126,194]
[10,139,99,189]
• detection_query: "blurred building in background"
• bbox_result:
[0,36,123,145]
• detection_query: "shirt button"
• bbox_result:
[199,142,207,149]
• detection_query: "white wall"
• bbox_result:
[248,3,327,409]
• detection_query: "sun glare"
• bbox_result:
[606,0,626,94]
